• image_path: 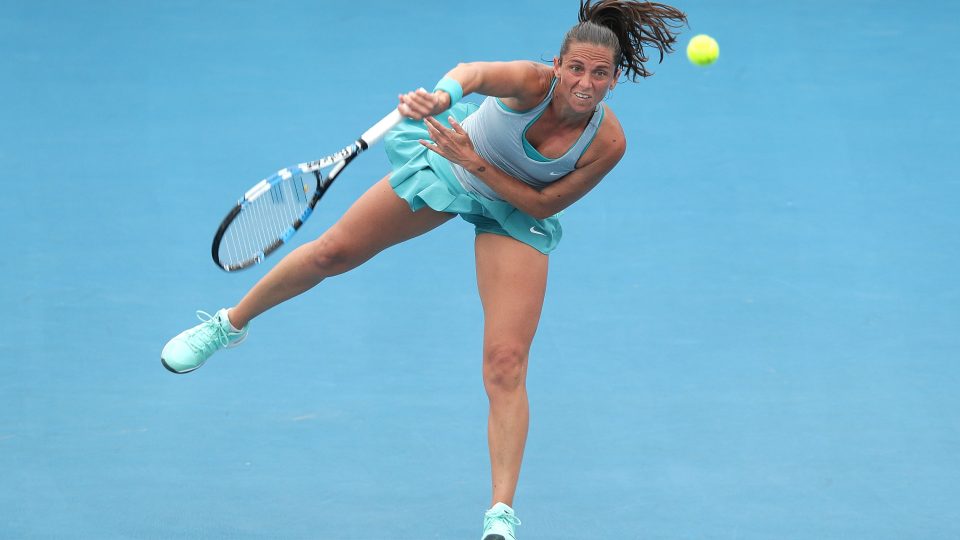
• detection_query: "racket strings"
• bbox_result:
[218,170,318,268]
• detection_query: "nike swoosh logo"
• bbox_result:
[529,227,546,236]
[549,172,565,176]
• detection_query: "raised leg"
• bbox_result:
[228,176,453,328]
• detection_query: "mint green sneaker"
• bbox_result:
[161,309,247,374]
[482,503,521,540]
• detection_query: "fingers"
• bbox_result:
[419,116,472,164]
[420,117,449,158]
[423,115,450,142]
[423,115,442,131]
[422,115,438,138]
[419,138,445,159]
[448,116,467,135]
[398,87,437,120]
[426,115,462,134]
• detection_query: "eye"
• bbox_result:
[570,65,583,72]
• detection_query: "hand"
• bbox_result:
[397,88,451,120]
[419,115,480,170]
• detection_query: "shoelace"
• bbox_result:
[484,507,521,536]
[184,310,232,354]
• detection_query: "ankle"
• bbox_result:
[224,308,246,331]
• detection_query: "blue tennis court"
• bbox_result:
[2,1,958,538]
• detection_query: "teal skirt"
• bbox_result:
[384,102,562,254]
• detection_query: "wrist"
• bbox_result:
[465,154,490,175]
[433,76,463,109]
[433,90,452,111]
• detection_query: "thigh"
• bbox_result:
[475,233,549,350]
[322,175,455,260]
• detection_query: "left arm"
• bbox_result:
[422,115,626,220]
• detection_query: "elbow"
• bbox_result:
[529,201,559,221]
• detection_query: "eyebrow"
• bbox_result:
[567,58,612,68]
[568,59,612,68]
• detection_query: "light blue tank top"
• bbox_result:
[451,78,605,201]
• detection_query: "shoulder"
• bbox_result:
[577,104,627,169]
[504,61,553,93]
[496,62,554,111]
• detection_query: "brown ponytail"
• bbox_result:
[561,0,687,80]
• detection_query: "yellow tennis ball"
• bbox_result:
[687,34,719,66]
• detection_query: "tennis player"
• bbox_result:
[161,1,686,538]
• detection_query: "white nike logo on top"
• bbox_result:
[529,227,546,236]
[549,171,565,176]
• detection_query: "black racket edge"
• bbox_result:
[210,203,243,270]
[210,174,322,272]
[211,143,364,272]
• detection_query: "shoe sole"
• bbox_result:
[160,357,198,375]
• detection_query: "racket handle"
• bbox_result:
[359,109,404,148]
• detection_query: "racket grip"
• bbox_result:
[359,109,404,148]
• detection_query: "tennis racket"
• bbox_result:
[211,109,404,272]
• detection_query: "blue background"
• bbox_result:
[1,1,958,538]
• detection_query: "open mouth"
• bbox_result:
[573,92,591,100]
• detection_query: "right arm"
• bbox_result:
[398,61,551,120]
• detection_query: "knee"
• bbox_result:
[306,233,358,275]
[483,343,528,394]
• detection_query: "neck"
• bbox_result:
[545,96,595,130]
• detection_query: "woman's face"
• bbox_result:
[553,42,619,113]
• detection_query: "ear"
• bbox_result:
[610,68,622,91]
[553,56,562,78]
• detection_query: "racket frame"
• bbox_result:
[211,109,402,272]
